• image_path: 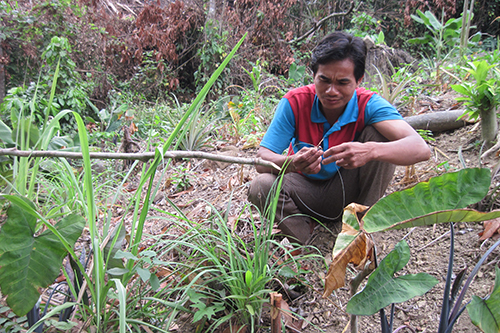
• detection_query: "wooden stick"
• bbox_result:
[0,148,281,171]
[270,292,283,333]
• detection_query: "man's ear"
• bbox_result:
[357,75,364,85]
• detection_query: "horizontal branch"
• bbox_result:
[288,2,355,45]
[0,148,281,171]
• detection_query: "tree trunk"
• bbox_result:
[0,42,5,103]
[207,0,216,21]
[404,109,471,133]
[481,105,498,145]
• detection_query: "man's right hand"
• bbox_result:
[291,147,323,174]
[255,146,323,174]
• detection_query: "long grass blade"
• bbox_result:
[73,111,104,328]
[43,58,61,132]
[126,33,247,278]
[112,279,127,333]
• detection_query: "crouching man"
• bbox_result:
[248,31,430,244]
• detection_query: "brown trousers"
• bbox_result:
[247,126,396,244]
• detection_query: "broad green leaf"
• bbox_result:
[451,84,472,96]
[190,297,224,322]
[104,224,126,277]
[471,32,482,42]
[107,268,129,276]
[136,267,151,282]
[279,266,298,278]
[149,273,160,291]
[0,196,85,316]
[363,168,491,233]
[424,10,442,31]
[0,120,14,146]
[443,18,459,29]
[289,63,306,82]
[114,250,139,261]
[467,266,500,333]
[245,270,253,288]
[346,240,438,316]
[412,10,427,25]
[140,250,157,257]
[378,208,500,231]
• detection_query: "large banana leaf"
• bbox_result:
[363,168,494,233]
[0,196,85,316]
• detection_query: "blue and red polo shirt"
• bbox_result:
[260,84,403,180]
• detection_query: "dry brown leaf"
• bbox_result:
[322,203,374,298]
[128,120,137,133]
[140,324,154,333]
[155,267,173,278]
[227,215,238,232]
[479,218,500,240]
[168,186,194,198]
[186,202,206,219]
[270,292,299,332]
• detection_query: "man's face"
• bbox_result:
[313,59,362,119]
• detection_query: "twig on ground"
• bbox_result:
[402,227,417,240]
[481,132,500,159]
[416,230,450,252]
[434,147,450,159]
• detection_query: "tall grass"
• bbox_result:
[23,33,255,332]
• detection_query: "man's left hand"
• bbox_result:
[322,142,375,169]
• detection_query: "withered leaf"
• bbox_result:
[478,218,500,240]
[323,203,374,298]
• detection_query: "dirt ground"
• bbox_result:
[144,120,500,332]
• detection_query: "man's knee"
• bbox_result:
[247,173,278,209]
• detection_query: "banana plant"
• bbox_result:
[408,10,478,63]
[452,60,500,144]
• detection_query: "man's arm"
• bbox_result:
[322,119,430,169]
[256,146,323,174]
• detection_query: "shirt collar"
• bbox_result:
[311,90,359,133]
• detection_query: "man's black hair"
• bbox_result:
[310,31,366,82]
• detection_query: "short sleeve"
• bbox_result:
[364,94,403,125]
[260,98,296,153]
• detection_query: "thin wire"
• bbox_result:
[287,137,345,221]
[294,166,345,221]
